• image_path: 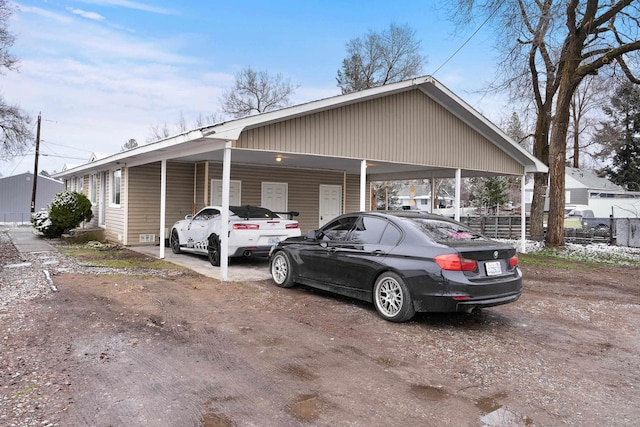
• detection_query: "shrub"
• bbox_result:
[32,191,94,238]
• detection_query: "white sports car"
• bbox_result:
[169,205,301,266]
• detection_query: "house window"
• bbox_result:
[89,174,97,204]
[111,169,121,206]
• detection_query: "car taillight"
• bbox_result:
[509,254,519,267]
[435,254,477,271]
[285,223,299,229]
[233,223,259,230]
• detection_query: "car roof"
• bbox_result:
[364,210,456,222]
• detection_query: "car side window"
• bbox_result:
[348,216,390,244]
[379,222,402,245]
[194,208,220,221]
[321,216,358,241]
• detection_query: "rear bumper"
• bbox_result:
[408,270,522,313]
[230,246,272,258]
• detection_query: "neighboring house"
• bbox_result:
[54,76,547,279]
[0,172,63,224]
[525,167,640,217]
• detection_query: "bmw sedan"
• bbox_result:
[269,211,522,322]
[170,205,301,266]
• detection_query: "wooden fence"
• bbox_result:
[459,216,530,240]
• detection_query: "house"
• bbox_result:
[525,167,640,217]
[54,76,547,279]
[0,172,63,224]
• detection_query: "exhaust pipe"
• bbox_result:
[243,250,252,257]
[465,306,481,316]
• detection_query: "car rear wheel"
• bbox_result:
[170,229,181,254]
[373,272,415,322]
[208,234,221,267]
[271,251,294,288]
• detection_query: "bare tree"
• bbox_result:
[220,67,296,119]
[194,112,223,128]
[0,0,32,159]
[146,123,172,143]
[455,0,640,246]
[146,112,226,143]
[567,75,608,168]
[544,0,640,246]
[336,23,425,94]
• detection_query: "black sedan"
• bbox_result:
[269,211,522,322]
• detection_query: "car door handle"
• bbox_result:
[372,250,385,256]
[328,247,337,254]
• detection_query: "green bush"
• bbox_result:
[32,191,94,238]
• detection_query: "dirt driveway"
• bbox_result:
[1,236,639,426]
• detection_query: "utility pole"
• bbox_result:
[30,113,41,213]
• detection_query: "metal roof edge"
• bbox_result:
[54,128,206,178]
[417,77,548,174]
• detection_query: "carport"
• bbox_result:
[55,76,547,281]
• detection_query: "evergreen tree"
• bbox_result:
[472,176,509,214]
[597,82,640,191]
[121,138,138,152]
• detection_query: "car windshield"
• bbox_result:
[230,206,279,219]
[405,218,487,243]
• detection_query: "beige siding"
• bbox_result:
[205,162,358,233]
[344,174,370,212]
[237,89,523,175]
[195,162,207,211]
[104,167,125,243]
[166,162,197,225]
[123,162,195,246]
[127,163,161,245]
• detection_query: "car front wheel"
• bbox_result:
[270,251,295,288]
[208,234,221,266]
[170,229,181,254]
[373,272,415,322]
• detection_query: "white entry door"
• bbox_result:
[210,179,241,206]
[262,182,288,216]
[319,185,342,227]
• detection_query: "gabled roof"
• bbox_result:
[54,75,547,178]
[0,171,62,184]
[89,152,111,162]
[566,168,624,191]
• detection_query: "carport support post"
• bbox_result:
[159,159,167,259]
[454,169,461,221]
[520,174,526,253]
[220,141,232,281]
[360,160,367,211]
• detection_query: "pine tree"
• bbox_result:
[472,177,509,214]
[599,82,640,191]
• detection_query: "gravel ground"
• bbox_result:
[1,228,639,426]
[0,230,195,427]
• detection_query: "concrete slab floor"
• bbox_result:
[129,245,273,282]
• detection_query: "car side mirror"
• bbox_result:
[185,214,193,220]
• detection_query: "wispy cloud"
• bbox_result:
[75,0,177,16]
[66,7,105,21]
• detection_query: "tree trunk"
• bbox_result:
[529,172,548,241]
[529,104,551,240]
[547,76,579,246]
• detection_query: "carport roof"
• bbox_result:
[55,76,547,179]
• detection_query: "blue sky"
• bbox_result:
[1,0,508,177]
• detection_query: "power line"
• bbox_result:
[431,1,504,77]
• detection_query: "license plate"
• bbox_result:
[268,237,281,245]
[485,261,502,276]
